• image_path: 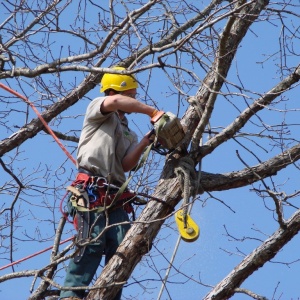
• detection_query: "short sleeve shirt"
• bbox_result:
[77,97,138,185]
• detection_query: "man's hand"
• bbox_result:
[122,130,154,172]
[139,130,155,148]
[147,129,156,143]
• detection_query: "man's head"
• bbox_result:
[100,66,138,96]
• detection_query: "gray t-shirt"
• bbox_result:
[77,97,138,185]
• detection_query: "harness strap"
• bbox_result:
[67,185,136,213]
[67,179,137,262]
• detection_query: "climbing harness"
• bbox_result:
[63,171,149,262]
[64,171,169,219]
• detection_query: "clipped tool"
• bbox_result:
[175,209,200,242]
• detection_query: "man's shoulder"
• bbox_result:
[89,96,106,105]
[82,97,117,126]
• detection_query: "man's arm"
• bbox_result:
[100,94,162,171]
[122,133,152,172]
[101,94,155,117]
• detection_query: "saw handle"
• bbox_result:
[147,128,156,140]
[147,129,168,155]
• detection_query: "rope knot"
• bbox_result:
[175,157,197,200]
[175,156,205,227]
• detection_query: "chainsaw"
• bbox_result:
[150,111,185,154]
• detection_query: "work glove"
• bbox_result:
[150,110,165,124]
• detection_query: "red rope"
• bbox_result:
[0,82,77,166]
[60,190,74,224]
[0,83,78,267]
[0,236,74,271]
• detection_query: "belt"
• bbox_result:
[77,168,122,190]
[78,167,100,177]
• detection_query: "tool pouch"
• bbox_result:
[66,175,91,263]
[73,210,90,263]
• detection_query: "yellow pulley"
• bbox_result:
[175,210,200,242]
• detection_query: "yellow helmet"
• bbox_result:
[100,66,138,93]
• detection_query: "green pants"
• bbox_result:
[60,207,131,299]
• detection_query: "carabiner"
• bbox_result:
[86,187,97,203]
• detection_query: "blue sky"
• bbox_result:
[1,1,300,300]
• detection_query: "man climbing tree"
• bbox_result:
[60,66,163,300]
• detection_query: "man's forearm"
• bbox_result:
[122,138,150,172]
